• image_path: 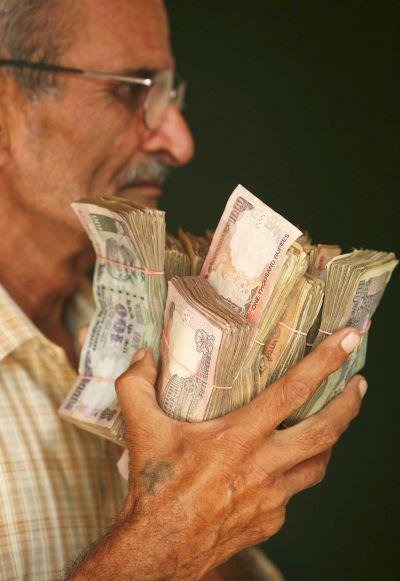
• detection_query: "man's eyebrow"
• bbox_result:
[110,67,160,79]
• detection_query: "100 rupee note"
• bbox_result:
[59,199,166,443]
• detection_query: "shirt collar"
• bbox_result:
[0,278,94,362]
[0,285,41,361]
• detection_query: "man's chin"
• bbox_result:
[116,186,161,208]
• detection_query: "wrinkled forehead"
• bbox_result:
[65,0,174,73]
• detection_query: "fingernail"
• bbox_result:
[341,331,361,354]
[358,378,368,398]
[131,349,146,364]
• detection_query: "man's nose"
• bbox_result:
[140,104,195,167]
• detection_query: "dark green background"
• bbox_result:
[164,2,399,580]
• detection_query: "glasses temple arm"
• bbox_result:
[0,59,152,87]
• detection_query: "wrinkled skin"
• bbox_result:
[68,327,365,580]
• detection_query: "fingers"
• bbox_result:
[272,374,365,471]
[227,327,362,434]
[285,449,332,497]
[115,348,160,424]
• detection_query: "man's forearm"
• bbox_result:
[66,515,196,581]
[66,488,217,581]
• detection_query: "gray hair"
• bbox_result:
[0,0,80,98]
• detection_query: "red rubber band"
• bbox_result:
[97,255,164,275]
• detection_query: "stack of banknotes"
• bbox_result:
[59,197,167,441]
[286,248,398,425]
[59,185,398,444]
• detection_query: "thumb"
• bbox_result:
[115,348,163,430]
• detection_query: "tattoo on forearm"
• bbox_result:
[140,459,174,495]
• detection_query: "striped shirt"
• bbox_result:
[0,283,127,580]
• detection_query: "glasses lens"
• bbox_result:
[144,70,173,130]
[174,80,187,112]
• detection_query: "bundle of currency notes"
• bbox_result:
[260,274,324,388]
[59,197,167,442]
[157,276,256,421]
[59,185,398,444]
[286,249,398,424]
[157,186,397,423]
[158,186,307,420]
[228,242,308,409]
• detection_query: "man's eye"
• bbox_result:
[113,83,147,106]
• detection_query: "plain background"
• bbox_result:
[163,2,399,580]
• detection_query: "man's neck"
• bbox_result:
[0,198,94,364]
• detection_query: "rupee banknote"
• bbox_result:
[157,276,256,421]
[286,250,398,424]
[158,280,225,421]
[59,200,166,442]
[58,189,398,443]
[260,274,324,388]
[201,184,302,325]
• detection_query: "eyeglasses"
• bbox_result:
[0,59,186,131]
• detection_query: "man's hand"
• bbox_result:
[69,328,366,580]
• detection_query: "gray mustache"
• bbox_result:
[125,159,170,185]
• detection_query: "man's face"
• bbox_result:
[7,0,194,232]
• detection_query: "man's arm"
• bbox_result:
[66,327,365,580]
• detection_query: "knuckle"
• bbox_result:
[216,427,254,457]
[259,476,287,510]
[318,342,343,370]
[273,507,286,534]
[300,420,339,450]
[255,466,277,490]
[280,375,311,408]
[273,485,289,509]
[320,422,340,447]
[259,507,286,539]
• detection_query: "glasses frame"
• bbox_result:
[0,59,185,130]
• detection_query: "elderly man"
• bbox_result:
[0,1,367,579]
